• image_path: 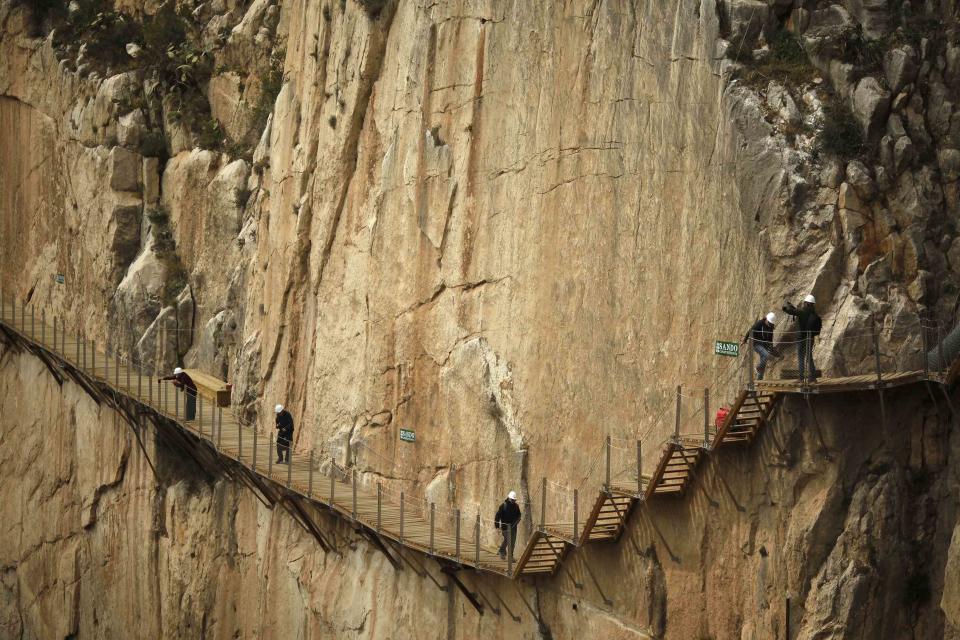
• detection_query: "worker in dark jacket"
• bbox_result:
[275,404,294,464]
[158,367,197,420]
[783,294,822,382]
[742,312,777,380]
[494,491,522,560]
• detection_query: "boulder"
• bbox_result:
[114,236,165,342]
[109,146,142,192]
[893,136,914,174]
[886,114,906,139]
[841,0,890,39]
[927,81,953,140]
[883,45,917,95]
[767,82,803,127]
[851,76,891,139]
[938,148,960,182]
[845,160,876,201]
[117,109,146,149]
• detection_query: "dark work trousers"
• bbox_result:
[180,388,196,420]
[277,433,291,463]
[499,525,518,559]
[754,343,772,380]
[798,333,816,381]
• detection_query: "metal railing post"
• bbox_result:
[573,489,579,544]
[198,394,204,437]
[872,318,883,387]
[400,492,405,542]
[748,337,755,390]
[137,359,142,399]
[114,351,119,388]
[40,309,45,345]
[148,364,153,404]
[91,339,96,377]
[269,433,274,474]
[79,330,83,368]
[125,352,130,390]
[352,469,357,519]
[308,451,313,497]
[456,509,461,563]
[637,440,642,496]
[540,477,546,532]
[377,483,382,532]
[238,415,243,460]
[429,503,435,554]
[474,512,480,567]
[703,387,710,447]
[252,426,258,471]
[604,434,611,490]
[507,527,514,575]
[674,385,682,441]
[922,319,931,379]
[30,304,34,339]
[53,316,57,353]
[61,317,66,355]
[329,460,335,503]
[938,322,946,375]
[20,299,24,332]
[175,385,180,420]
[217,407,223,449]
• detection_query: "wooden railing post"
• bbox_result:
[674,385,682,442]
[429,503,435,554]
[456,508,461,564]
[540,477,546,532]
[308,451,313,497]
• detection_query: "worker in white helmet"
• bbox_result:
[158,367,197,420]
[743,311,778,380]
[494,490,521,561]
[783,294,822,382]
[274,404,294,464]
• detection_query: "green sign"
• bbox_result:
[399,428,415,443]
[54,274,65,284]
[715,340,739,357]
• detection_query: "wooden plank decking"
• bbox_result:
[0,298,954,581]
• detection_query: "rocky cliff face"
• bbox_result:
[2,0,960,638]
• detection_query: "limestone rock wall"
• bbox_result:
[2,0,960,637]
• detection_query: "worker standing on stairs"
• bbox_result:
[743,312,778,380]
[494,491,521,560]
[158,367,197,420]
[275,404,294,464]
[783,294,822,382]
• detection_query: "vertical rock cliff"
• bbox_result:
[2,0,960,638]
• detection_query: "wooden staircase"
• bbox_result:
[581,491,637,542]
[711,389,780,448]
[514,530,570,576]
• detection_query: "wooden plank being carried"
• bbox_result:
[183,368,231,407]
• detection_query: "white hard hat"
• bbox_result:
[765,312,776,324]
[507,491,517,500]
[803,294,816,304]
[173,367,183,375]
[275,404,283,414]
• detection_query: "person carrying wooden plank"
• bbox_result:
[494,491,521,560]
[158,367,197,420]
[275,404,294,464]
[742,312,778,380]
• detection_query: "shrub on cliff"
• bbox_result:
[816,102,865,158]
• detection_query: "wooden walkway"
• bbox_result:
[0,298,955,581]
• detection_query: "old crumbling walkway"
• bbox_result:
[0,296,956,582]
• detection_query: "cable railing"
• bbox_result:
[0,281,955,575]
